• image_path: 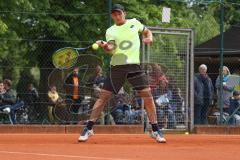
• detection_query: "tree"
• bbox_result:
[0,0,238,109]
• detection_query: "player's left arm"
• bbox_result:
[142,27,153,44]
[134,18,153,44]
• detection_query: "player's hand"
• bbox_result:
[96,40,107,48]
[142,37,153,44]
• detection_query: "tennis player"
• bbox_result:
[79,4,166,143]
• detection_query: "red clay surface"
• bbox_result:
[0,134,239,160]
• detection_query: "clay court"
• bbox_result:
[0,133,239,160]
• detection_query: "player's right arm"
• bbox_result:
[96,28,116,54]
[96,40,116,54]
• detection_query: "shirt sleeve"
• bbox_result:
[133,18,145,33]
[105,29,115,42]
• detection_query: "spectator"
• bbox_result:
[130,95,147,124]
[0,80,6,120]
[155,92,176,129]
[87,65,108,125]
[216,66,235,111]
[65,67,84,114]
[0,79,24,124]
[194,64,214,124]
[47,85,64,123]
[0,80,6,95]
[228,91,240,125]
[88,65,105,89]
[111,88,130,124]
[87,65,105,98]
[148,63,165,92]
[167,77,184,124]
[26,83,40,122]
[147,63,174,128]
[48,86,62,105]
[27,84,39,104]
[0,79,17,106]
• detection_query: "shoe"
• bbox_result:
[3,107,11,114]
[150,130,166,143]
[78,127,94,142]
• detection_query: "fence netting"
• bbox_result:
[0,0,239,130]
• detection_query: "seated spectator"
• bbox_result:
[87,65,105,101]
[0,80,6,121]
[0,80,5,95]
[0,79,24,124]
[228,91,240,125]
[111,88,130,124]
[154,78,176,129]
[26,83,40,122]
[151,72,169,100]
[48,86,64,123]
[113,103,131,124]
[88,65,105,89]
[48,86,63,105]
[112,89,146,125]
[87,65,112,125]
[155,93,176,129]
[148,63,165,93]
[130,95,147,124]
[27,83,39,103]
[168,77,185,124]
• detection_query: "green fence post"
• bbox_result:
[108,0,112,27]
[106,0,112,125]
[219,0,224,125]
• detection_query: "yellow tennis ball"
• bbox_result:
[185,132,189,135]
[92,43,99,50]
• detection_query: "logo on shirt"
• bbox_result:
[130,25,134,28]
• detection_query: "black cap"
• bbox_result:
[233,90,240,96]
[111,4,125,13]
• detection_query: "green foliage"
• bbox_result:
[0,19,7,34]
[0,0,239,92]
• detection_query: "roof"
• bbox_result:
[195,26,240,56]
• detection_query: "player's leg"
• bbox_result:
[88,89,113,125]
[137,88,166,143]
[78,89,112,142]
[78,66,126,142]
[138,88,157,123]
[127,65,166,143]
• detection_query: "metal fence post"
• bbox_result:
[219,0,224,125]
[190,30,195,132]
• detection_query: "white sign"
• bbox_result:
[162,7,171,23]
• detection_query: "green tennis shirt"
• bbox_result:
[106,18,144,66]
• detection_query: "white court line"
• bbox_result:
[0,150,131,160]
[1,133,240,136]
[0,133,146,135]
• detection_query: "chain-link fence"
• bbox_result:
[0,0,111,124]
[0,0,240,131]
[192,1,240,126]
[142,27,193,130]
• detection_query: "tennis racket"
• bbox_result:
[52,42,103,69]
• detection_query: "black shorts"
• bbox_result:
[103,64,149,94]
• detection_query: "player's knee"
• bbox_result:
[138,87,152,98]
[99,89,112,101]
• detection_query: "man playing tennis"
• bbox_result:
[79,4,166,143]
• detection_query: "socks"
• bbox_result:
[86,121,94,130]
[87,121,159,132]
[151,123,159,132]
